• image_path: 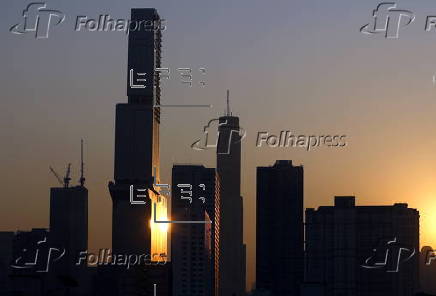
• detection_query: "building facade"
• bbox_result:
[105,8,170,296]
[0,232,13,296]
[171,165,217,296]
[109,8,165,256]
[50,186,88,268]
[256,160,304,296]
[50,185,89,294]
[216,113,245,296]
[305,196,420,296]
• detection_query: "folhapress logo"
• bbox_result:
[10,2,65,39]
[10,3,167,40]
[361,237,415,272]
[360,2,415,39]
[191,118,247,155]
[11,237,65,273]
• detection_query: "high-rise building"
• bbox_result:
[216,96,245,296]
[214,174,221,296]
[256,160,304,296]
[105,8,170,296]
[305,196,420,296]
[0,232,13,296]
[204,212,213,296]
[171,165,217,296]
[108,7,166,257]
[50,186,88,266]
[50,185,89,293]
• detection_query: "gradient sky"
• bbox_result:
[2,0,436,290]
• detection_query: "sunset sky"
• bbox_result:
[2,0,436,290]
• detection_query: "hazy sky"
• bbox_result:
[2,0,436,290]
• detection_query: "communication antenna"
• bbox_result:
[226,89,231,116]
[79,139,86,187]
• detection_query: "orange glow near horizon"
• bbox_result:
[418,197,436,249]
[149,191,169,257]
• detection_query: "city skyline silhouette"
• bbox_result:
[2,1,436,295]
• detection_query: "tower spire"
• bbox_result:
[79,139,85,187]
[226,89,231,116]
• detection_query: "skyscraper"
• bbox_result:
[305,196,420,296]
[171,165,217,296]
[50,185,88,285]
[256,160,304,296]
[216,94,245,296]
[108,8,166,256]
[105,8,170,296]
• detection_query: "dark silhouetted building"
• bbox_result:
[305,196,419,296]
[105,8,170,296]
[256,160,304,296]
[171,165,217,296]
[300,282,325,296]
[216,101,245,296]
[9,228,90,295]
[50,185,89,294]
[50,186,88,266]
[9,229,50,295]
[420,246,436,294]
[204,212,213,296]
[0,232,13,296]
[109,7,163,256]
[214,174,221,296]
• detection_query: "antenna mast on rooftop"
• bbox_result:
[79,139,86,187]
[226,89,231,116]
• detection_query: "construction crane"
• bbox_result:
[63,163,71,188]
[49,140,84,188]
[49,166,63,186]
[79,139,86,187]
[49,163,72,188]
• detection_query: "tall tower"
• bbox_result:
[256,160,304,296]
[109,8,166,256]
[171,165,216,296]
[216,91,245,296]
[49,145,88,292]
[50,186,88,262]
